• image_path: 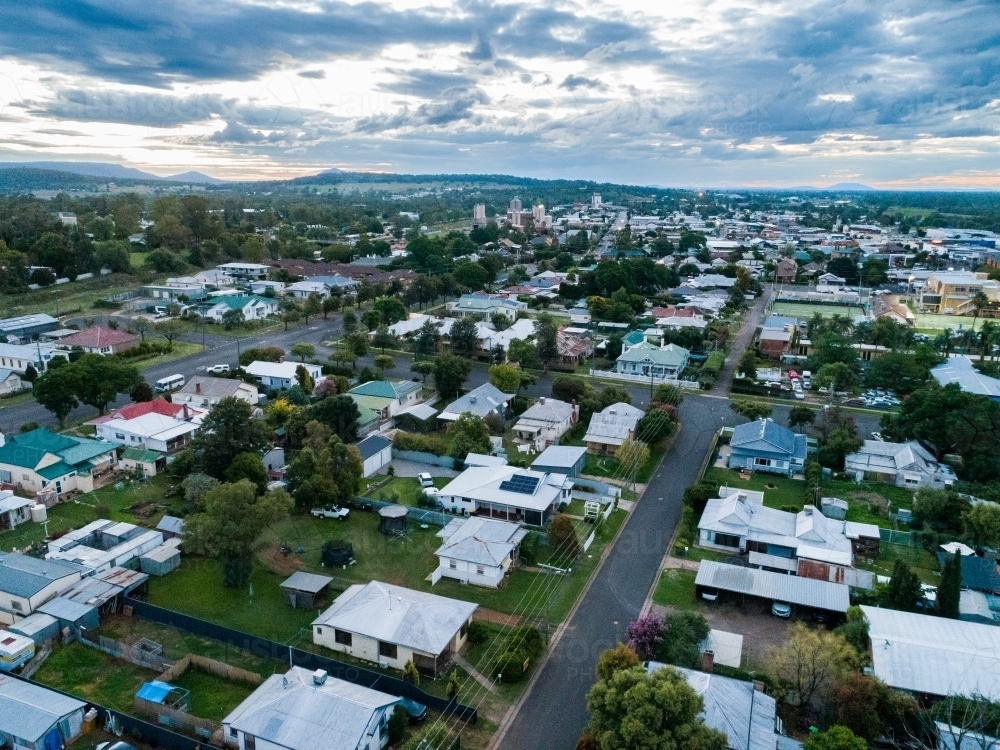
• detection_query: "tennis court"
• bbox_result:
[771,301,865,319]
[912,312,982,331]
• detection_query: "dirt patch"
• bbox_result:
[125,501,161,519]
[473,608,523,627]
[846,491,889,515]
[259,546,305,575]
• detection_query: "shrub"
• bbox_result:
[402,659,420,686]
[388,706,409,746]
[392,431,448,456]
[239,347,285,366]
[701,351,726,375]
[466,620,490,645]
[19,422,39,433]
[321,364,354,378]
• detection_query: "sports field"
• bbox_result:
[912,312,982,331]
[770,301,865,319]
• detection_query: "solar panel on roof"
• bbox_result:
[498,475,540,495]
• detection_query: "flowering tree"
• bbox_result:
[625,614,666,660]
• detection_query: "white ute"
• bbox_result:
[311,504,349,520]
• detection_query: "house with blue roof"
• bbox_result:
[0,428,121,497]
[728,419,808,476]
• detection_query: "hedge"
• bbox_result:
[701,351,726,376]
[392,431,447,456]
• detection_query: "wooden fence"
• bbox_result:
[158,654,262,687]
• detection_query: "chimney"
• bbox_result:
[701,650,714,673]
[312,669,328,685]
[195,381,201,394]
[470,395,477,404]
[279,355,285,363]
[538,397,545,405]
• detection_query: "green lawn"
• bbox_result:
[669,543,732,564]
[651,569,703,611]
[583,445,664,485]
[771,301,864,319]
[370,476,450,507]
[703,467,806,511]
[858,542,940,585]
[34,642,157,713]
[0,473,181,551]
[171,667,257,721]
[0,273,154,318]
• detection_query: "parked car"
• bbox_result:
[97,743,139,750]
[311,504,349,520]
[398,697,428,723]
[206,364,230,373]
[771,601,792,618]
[701,587,720,602]
[418,472,434,488]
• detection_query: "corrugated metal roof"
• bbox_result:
[281,572,333,594]
[355,434,391,461]
[0,674,85,742]
[0,551,82,598]
[695,560,850,612]
[862,605,1000,699]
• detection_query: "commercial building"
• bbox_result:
[919,271,1000,315]
[0,313,60,340]
[931,356,1000,400]
[312,581,477,677]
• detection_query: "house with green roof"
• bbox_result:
[0,428,121,497]
[613,341,690,380]
[348,379,423,422]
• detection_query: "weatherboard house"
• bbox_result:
[727,419,807,476]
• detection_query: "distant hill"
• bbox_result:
[0,167,129,193]
[163,171,224,184]
[0,161,225,185]
[824,182,874,191]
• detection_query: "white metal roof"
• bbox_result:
[435,517,528,567]
[862,605,1000,699]
[437,465,565,512]
[696,560,850,612]
[313,581,477,657]
[0,674,85,743]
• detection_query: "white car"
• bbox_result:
[771,601,792,618]
[206,364,230,373]
[418,472,434,488]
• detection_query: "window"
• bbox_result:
[11,601,22,611]
[714,533,740,548]
[115,433,125,440]
[449,560,457,570]
[378,641,397,660]
[334,629,352,646]
[315,627,322,635]
[244,734,256,750]
[754,457,772,467]
[230,728,238,738]
[476,565,485,575]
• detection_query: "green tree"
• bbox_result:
[738,349,757,379]
[372,326,397,354]
[449,317,480,358]
[730,398,773,421]
[596,643,641,681]
[433,353,472,400]
[937,551,962,619]
[803,726,867,750]
[965,501,1000,549]
[225,452,268,494]
[402,659,420,686]
[373,354,395,377]
[291,343,315,362]
[362,309,382,331]
[373,296,407,326]
[586,664,727,750]
[411,359,435,383]
[185,481,293,588]
[615,438,650,490]
[345,331,369,366]
[311,394,361,442]
[342,309,358,333]
[447,413,491,459]
[32,365,80,428]
[130,381,153,402]
[302,293,322,323]
[413,319,441,358]
[221,308,244,330]
[535,313,559,369]
[788,405,816,431]
[191,397,270,479]
[658,611,711,668]
[972,290,991,329]
[769,623,856,708]
[446,670,460,700]
[547,514,581,559]
[814,362,858,392]
[489,364,525,394]
[508,338,539,369]
[321,296,341,319]
[295,364,314,394]
[881,559,924,612]
[74,354,141,414]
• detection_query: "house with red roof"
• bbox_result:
[56,326,140,356]
[86,397,193,426]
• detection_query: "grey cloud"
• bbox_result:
[560,75,606,92]
[298,70,325,79]
[208,120,266,143]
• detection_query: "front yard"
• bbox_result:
[368,475,451,506]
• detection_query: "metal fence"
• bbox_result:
[123,597,478,724]
[355,496,455,527]
[84,634,175,672]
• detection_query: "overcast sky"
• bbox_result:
[0,0,999,187]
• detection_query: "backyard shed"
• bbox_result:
[0,674,87,750]
[356,434,392,478]
[531,445,588,476]
[140,543,181,576]
[280,572,334,609]
[36,596,99,634]
[820,497,847,520]
[378,505,408,536]
[120,447,163,477]
[155,515,185,540]
[8,613,59,646]
[695,560,850,614]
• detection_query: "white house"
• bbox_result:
[583,402,645,455]
[356,434,392,478]
[438,383,513,423]
[201,295,278,323]
[0,369,23,396]
[285,280,332,299]
[0,342,57,375]
[0,552,83,625]
[613,341,690,380]
[244,361,323,390]
[513,397,577,446]
[312,581,477,677]
[0,428,120,497]
[845,440,957,489]
[222,667,400,750]
[96,412,198,454]
[174,376,260,408]
[447,293,527,320]
[476,317,536,353]
[434,517,527,588]
[436,465,573,526]
[217,262,271,281]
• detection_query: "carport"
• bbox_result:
[695,560,850,615]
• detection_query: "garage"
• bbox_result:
[356,434,392,478]
[695,560,850,616]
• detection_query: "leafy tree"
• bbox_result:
[291,342,315,362]
[446,670,460,700]
[508,338,539,369]
[449,317,480,358]
[221,308,244,330]
[414,319,441,358]
[625,613,665,660]
[912,486,968,535]
[535,313,559,369]
[373,354,395,376]
[788,405,816,431]
[490,364,525,394]
[730,398,772,421]
[586,664,727,750]
[286,435,363,509]
[965,502,1000,549]
[834,606,870,655]
[311,394,361,442]
[596,643,641,682]
[345,331,369,366]
[22,363,37,383]
[362,310,382,331]
[432,353,472,400]
[547,514,581,559]
[814,362,858,392]
[321,296,341,318]
[295,364,314,394]
[342,309,357,333]
[803,726,867,750]
[302,293,322,323]
[652,384,683,407]
[769,623,856,707]
[373,296,407,326]
[191,397,270,479]
[32,365,80,427]
[658,611,711,668]
[880,559,924,612]
[447,413,491,459]
[636,405,678,443]
[225,452,268,494]
[130,381,153,402]
[154,320,184,350]
[239,346,284,366]
[615,438,650,488]
[74,354,141,414]
[185,481,293,588]
[411,359,435,382]
[738,349,757,379]
[402,659,420,686]
[937,551,961,619]
[387,707,408,747]
[181,473,219,513]
[372,326,397,354]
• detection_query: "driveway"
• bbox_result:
[383,458,459,479]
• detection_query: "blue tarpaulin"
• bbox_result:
[43,728,62,750]
[136,680,173,704]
